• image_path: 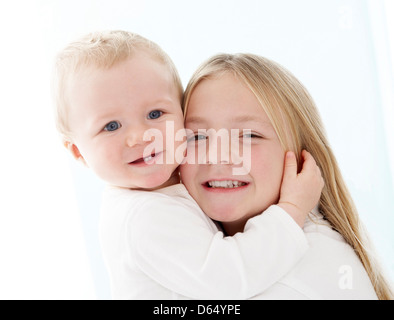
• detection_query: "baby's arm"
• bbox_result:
[278,150,325,228]
[130,198,308,300]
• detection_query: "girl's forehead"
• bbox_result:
[186,76,271,122]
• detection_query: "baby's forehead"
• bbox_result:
[67,54,166,87]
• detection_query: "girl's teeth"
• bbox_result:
[144,155,153,162]
[207,180,246,188]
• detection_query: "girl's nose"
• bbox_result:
[207,129,232,165]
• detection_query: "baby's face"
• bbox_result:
[67,55,184,189]
[180,73,285,234]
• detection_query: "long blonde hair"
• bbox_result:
[183,53,393,300]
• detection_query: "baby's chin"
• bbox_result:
[129,168,179,191]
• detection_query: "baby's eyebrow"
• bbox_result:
[89,113,114,127]
[86,112,118,134]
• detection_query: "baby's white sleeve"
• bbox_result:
[128,197,308,300]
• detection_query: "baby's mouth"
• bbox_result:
[205,180,248,189]
[129,152,160,165]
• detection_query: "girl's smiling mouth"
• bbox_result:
[202,179,249,191]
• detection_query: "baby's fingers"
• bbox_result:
[299,150,318,174]
[300,150,325,188]
[317,166,325,189]
[282,151,298,182]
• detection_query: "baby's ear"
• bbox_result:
[63,140,88,167]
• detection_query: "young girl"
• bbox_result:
[180,53,393,300]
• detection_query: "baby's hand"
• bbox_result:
[277,150,324,228]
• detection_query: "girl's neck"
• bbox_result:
[221,220,247,237]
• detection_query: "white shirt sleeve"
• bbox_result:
[127,195,309,300]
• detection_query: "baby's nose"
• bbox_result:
[125,124,149,147]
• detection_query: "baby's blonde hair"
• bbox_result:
[183,53,393,300]
[53,30,183,141]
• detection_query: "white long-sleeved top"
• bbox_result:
[99,183,378,300]
[252,210,378,300]
[99,183,309,300]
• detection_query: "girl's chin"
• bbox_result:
[204,206,244,224]
[204,205,259,225]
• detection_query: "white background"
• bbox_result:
[0,0,393,299]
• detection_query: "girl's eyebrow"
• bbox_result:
[186,115,272,127]
[231,115,271,126]
[185,116,207,125]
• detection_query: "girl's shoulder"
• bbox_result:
[303,207,345,243]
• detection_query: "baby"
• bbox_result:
[53,30,323,299]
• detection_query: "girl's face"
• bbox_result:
[180,73,285,235]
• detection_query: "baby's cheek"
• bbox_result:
[102,146,120,166]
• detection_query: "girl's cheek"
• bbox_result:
[183,142,206,165]
[180,163,197,189]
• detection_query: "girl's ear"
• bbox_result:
[63,140,88,167]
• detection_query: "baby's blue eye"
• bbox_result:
[104,121,121,132]
[148,110,163,120]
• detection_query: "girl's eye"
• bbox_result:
[242,132,262,139]
[104,121,121,132]
[147,110,163,120]
[187,134,207,142]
